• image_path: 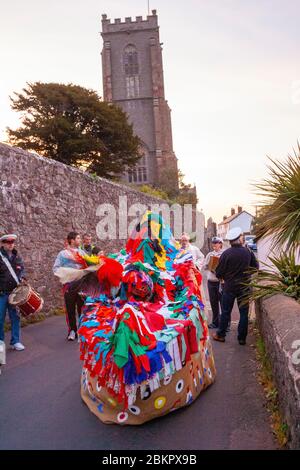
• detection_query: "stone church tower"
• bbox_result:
[101,10,178,187]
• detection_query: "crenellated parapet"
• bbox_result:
[101,10,158,33]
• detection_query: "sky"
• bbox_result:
[1,0,300,223]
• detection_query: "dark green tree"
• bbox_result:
[7,82,141,179]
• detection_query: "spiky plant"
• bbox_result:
[248,250,300,303]
[254,145,300,251]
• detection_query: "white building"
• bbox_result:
[217,206,254,241]
[257,235,300,272]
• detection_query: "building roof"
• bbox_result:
[218,210,254,227]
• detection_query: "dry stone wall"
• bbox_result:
[256,295,300,449]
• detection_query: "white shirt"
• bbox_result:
[187,243,205,271]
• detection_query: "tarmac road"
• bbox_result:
[0,303,276,450]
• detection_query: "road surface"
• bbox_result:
[0,298,276,450]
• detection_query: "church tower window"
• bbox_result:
[124,44,140,98]
[128,154,148,183]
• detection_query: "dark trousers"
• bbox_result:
[207,280,222,326]
[217,290,249,340]
[64,288,84,333]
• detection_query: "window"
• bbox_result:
[124,44,139,98]
[128,154,148,183]
[124,45,139,75]
[126,76,140,99]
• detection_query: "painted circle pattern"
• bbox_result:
[176,379,184,393]
[154,396,166,409]
[117,411,128,423]
[129,405,141,415]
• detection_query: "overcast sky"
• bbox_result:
[1,0,299,223]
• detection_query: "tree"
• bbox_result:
[157,167,198,205]
[7,82,141,179]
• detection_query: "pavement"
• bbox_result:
[0,293,277,450]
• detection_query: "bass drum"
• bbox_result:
[8,285,44,317]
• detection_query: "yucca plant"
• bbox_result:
[254,145,300,251]
[248,250,300,303]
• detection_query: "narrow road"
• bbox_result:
[0,299,276,450]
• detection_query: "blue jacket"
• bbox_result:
[216,244,258,294]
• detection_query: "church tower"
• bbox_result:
[101,10,178,187]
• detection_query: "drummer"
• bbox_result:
[0,234,26,351]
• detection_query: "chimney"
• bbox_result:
[231,208,235,216]
[238,205,242,213]
[223,215,227,221]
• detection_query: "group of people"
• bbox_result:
[0,226,258,356]
[180,228,258,345]
[0,231,102,352]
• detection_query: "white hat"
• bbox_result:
[226,227,242,241]
[0,233,17,242]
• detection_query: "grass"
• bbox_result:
[4,307,65,332]
[253,323,289,448]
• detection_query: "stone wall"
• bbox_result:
[0,143,195,312]
[255,294,300,449]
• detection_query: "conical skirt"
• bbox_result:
[80,336,216,425]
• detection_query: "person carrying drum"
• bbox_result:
[0,234,26,351]
[203,236,225,330]
[53,232,85,341]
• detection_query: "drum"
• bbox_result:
[8,285,44,317]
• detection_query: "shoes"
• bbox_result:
[11,342,25,351]
[208,323,218,329]
[238,339,246,345]
[212,333,225,343]
[67,330,76,341]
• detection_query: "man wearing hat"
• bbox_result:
[0,234,26,351]
[212,227,258,345]
[180,233,205,271]
[203,236,225,329]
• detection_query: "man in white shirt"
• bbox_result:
[180,233,205,271]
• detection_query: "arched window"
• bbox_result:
[124,44,139,75]
[124,44,140,98]
[128,153,148,184]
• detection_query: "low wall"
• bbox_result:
[255,294,300,449]
[0,143,201,312]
